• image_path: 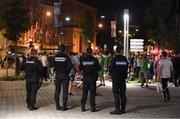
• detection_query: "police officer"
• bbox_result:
[22,48,43,110]
[79,47,100,112]
[109,46,128,114]
[53,45,73,111]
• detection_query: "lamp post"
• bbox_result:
[124,9,129,58]
[100,14,118,48]
[98,23,103,29]
[45,11,52,50]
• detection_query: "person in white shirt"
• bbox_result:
[157,51,174,102]
[40,52,48,81]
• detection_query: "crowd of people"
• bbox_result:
[2,45,179,115]
[128,52,180,88]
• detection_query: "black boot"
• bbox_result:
[61,106,68,111]
[121,104,126,114]
[81,105,86,112]
[110,109,121,115]
[56,105,61,110]
[90,106,97,112]
[29,106,38,111]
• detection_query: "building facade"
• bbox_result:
[22,0,97,53]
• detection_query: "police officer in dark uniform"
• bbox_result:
[53,45,73,111]
[109,46,128,114]
[22,49,43,110]
[79,47,100,112]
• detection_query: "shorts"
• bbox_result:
[139,71,148,80]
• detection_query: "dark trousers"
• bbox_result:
[81,79,96,107]
[161,78,170,99]
[135,67,140,77]
[112,79,126,111]
[174,73,180,86]
[54,79,69,108]
[42,67,48,81]
[26,81,38,108]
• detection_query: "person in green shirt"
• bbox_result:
[98,52,106,86]
[139,54,149,87]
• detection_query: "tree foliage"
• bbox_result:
[144,0,179,50]
[0,0,30,75]
[78,11,95,44]
[1,0,29,43]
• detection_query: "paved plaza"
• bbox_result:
[0,80,180,119]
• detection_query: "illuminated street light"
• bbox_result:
[124,9,129,58]
[98,23,103,28]
[135,28,139,32]
[46,11,51,17]
[100,15,105,19]
[65,17,70,21]
[119,30,122,33]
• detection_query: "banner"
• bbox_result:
[111,21,116,37]
[54,3,61,27]
[130,39,144,52]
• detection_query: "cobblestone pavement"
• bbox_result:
[0,80,180,119]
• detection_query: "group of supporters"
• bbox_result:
[129,52,180,88]
[20,44,180,115]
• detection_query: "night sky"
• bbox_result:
[79,0,150,24]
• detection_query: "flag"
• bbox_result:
[54,3,61,27]
[111,21,116,37]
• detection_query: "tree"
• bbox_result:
[144,0,174,49]
[0,0,30,75]
[78,11,96,45]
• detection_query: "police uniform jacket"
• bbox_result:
[53,52,73,79]
[79,55,100,80]
[22,56,43,82]
[110,54,128,79]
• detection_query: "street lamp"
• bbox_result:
[65,16,71,21]
[119,30,122,33]
[124,9,129,58]
[98,23,103,28]
[100,15,105,19]
[46,11,51,17]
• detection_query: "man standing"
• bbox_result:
[53,45,72,111]
[139,54,149,87]
[172,52,180,87]
[47,52,55,82]
[68,52,79,95]
[40,52,48,82]
[22,49,43,110]
[109,46,128,114]
[157,51,174,102]
[79,47,100,112]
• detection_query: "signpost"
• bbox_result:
[130,39,144,52]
